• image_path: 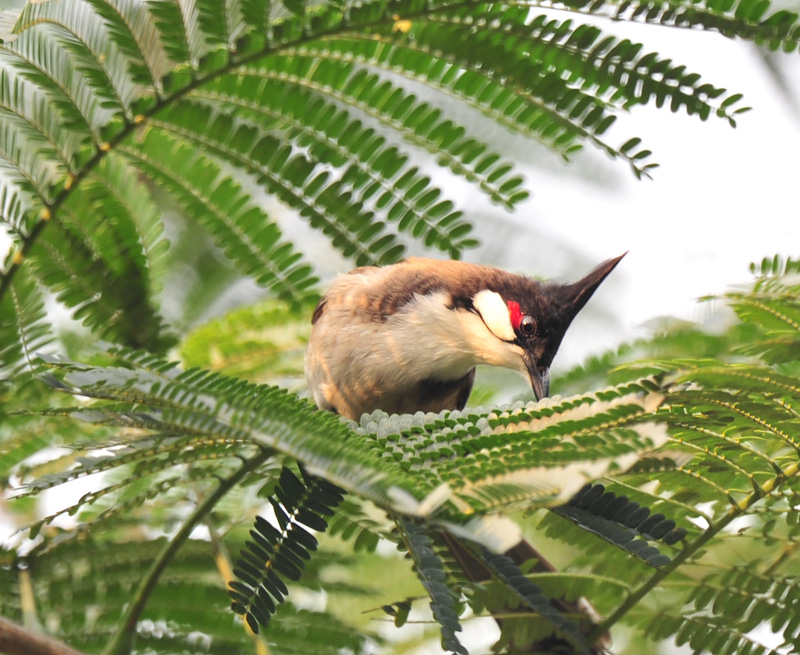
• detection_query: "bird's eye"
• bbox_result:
[520,315,536,337]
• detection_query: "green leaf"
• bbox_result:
[149,99,409,265]
[400,517,466,655]
[0,260,52,380]
[82,0,168,86]
[14,1,137,115]
[119,129,319,305]
[26,157,174,352]
[230,466,344,632]
[478,546,590,654]
[146,0,193,64]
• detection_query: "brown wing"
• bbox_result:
[316,258,528,323]
[416,368,476,413]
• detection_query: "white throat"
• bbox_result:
[390,291,526,382]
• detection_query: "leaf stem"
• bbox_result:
[589,461,800,641]
[588,508,735,641]
[101,448,271,655]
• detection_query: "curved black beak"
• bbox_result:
[524,356,550,400]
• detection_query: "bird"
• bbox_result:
[306,254,624,419]
[305,254,625,653]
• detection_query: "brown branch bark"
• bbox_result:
[0,617,88,655]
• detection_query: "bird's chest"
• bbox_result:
[377,296,481,382]
[307,290,520,418]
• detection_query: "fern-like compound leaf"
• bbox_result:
[551,483,687,568]
[119,130,319,306]
[478,546,590,654]
[399,517,467,655]
[229,466,345,632]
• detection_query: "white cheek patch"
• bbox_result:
[473,290,516,342]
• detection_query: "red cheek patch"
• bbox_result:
[507,301,522,330]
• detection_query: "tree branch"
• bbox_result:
[0,616,88,655]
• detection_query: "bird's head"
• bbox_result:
[469,254,626,400]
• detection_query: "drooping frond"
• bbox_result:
[478,545,591,653]
[0,30,101,141]
[80,0,171,87]
[211,58,528,210]
[398,516,467,655]
[229,466,345,633]
[146,0,196,65]
[0,258,51,383]
[551,483,687,568]
[9,342,682,645]
[118,129,320,304]
[555,0,800,52]
[294,27,658,177]
[26,153,174,351]
[0,90,71,207]
[196,0,248,49]
[144,103,408,266]
[162,93,476,257]
[15,0,140,116]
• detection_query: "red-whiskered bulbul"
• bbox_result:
[305,255,625,653]
[306,255,623,418]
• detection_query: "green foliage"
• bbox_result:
[2,0,800,653]
[551,483,687,567]
[5,267,800,653]
[4,265,800,653]
[3,534,371,655]
[399,517,467,655]
[2,0,783,374]
[478,545,590,653]
[179,298,310,382]
[353,379,670,511]
[0,260,50,382]
[229,466,345,633]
